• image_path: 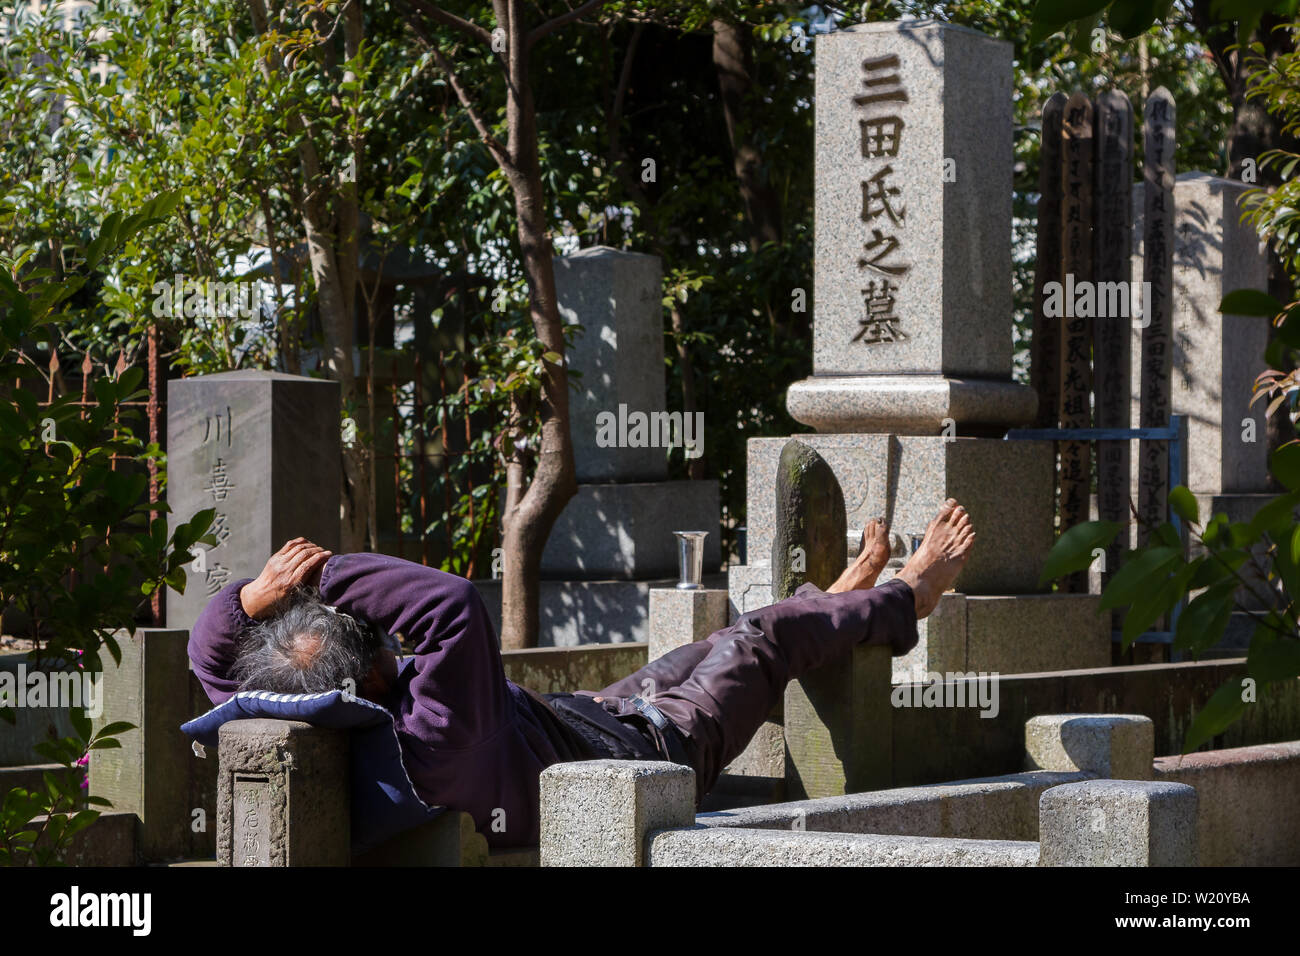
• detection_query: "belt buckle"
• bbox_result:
[628,695,669,731]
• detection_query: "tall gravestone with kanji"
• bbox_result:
[729,22,1110,798]
[166,371,341,631]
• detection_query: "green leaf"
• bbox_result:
[1218,288,1284,317]
[1168,486,1198,525]
[94,720,137,739]
[1248,636,1300,682]
[1247,489,1300,538]
[1174,579,1237,655]
[1099,546,1181,611]
[1121,560,1197,647]
[1182,679,1249,754]
[1039,520,1123,586]
[1109,0,1161,38]
[1271,444,1300,492]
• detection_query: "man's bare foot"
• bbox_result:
[895,499,975,618]
[826,518,892,593]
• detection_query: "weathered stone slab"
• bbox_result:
[166,371,341,631]
[539,760,695,866]
[216,719,350,866]
[963,594,1110,676]
[784,643,892,799]
[808,20,1012,378]
[772,440,846,600]
[698,768,1089,842]
[1024,714,1154,780]
[1154,740,1300,866]
[91,628,198,862]
[1038,779,1197,866]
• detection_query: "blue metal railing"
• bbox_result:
[1004,415,1189,646]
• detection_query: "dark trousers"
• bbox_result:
[578,577,918,800]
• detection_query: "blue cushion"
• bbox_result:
[181,688,440,855]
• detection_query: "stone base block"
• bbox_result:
[540,760,696,866]
[747,434,1054,595]
[786,375,1036,434]
[1024,714,1154,780]
[648,588,728,661]
[1038,780,1198,866]
[541,481,720,578]
[890,590,1110,682]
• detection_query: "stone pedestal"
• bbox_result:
[1038,780,1198,866]
[647,588,728,661]
[540,760,696,867]
[166,371,341,631]
[216,719,350,867]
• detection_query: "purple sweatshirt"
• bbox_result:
[188,552,572,849]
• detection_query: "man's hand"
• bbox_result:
[239,538,333,620]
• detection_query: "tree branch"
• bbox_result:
[404,14,514,169]
[527,0,610,48]
[402,0,493,45]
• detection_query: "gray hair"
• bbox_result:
[232,588,380,695]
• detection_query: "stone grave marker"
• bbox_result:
[166,371,341,631]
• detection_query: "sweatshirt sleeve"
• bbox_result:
[188,577,257,706]
[317,552,511,750]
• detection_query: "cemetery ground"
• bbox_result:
[1,0,1299,938]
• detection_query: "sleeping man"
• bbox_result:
[188,500,974,848]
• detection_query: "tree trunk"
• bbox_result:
[497,0,578,649]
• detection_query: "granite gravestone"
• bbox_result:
[166,371,341,631]
[786,19,1035,432]
[732,20,1108,685]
